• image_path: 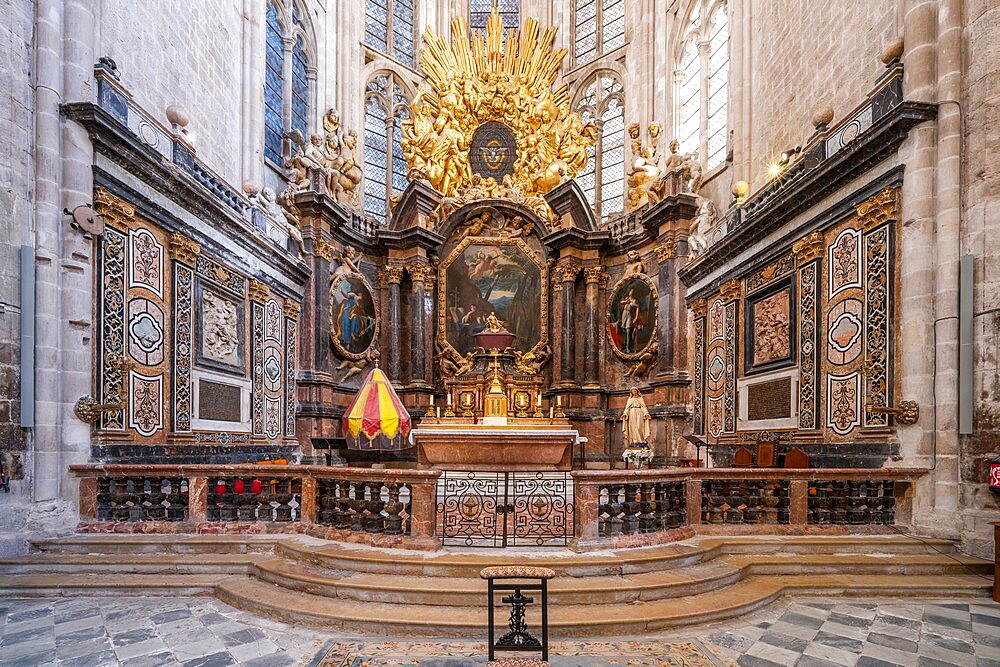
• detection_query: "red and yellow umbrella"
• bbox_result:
[342,366,411,449]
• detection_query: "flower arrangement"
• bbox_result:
[622,446,654,467]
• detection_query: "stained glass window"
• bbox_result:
[290,37,309,139]
[364,74,410,224]
[264,2,285,164]
[263,1,313,167]
[471,0,519,32]
[706,8,729,169]
[575,73,625,223]
[574,0,626,66]
[365,0,416,68]
[675,0,729,172]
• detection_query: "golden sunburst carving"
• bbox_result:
[402,10,597,207]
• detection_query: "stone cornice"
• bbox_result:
[66,102,310,288]
[679,101,935,289]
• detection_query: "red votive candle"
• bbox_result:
[215,480,226,494]
[233,479,245,494]
[251,479,263,494]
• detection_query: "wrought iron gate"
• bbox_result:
[436,471,574,548]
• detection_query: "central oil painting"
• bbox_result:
[443,241,542,356]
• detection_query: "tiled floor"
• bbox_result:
[0,595,996,666]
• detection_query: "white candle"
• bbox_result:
[447,393,452,406]
[536,393,542,406]
[557,395,562,407]
[436,407,441,418]
[430,395,435,407]
[549,407,554,419]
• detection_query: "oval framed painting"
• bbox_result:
[607,274,657,360]
[329,272,378,360]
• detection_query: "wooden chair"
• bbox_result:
[732,447,753,467]
[755,442,776,468]
[784,447,810,468]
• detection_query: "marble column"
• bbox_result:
[380,266,405,382]
[555,260,580,386]
[654,239,677,374]
[582,266,606,388]
[407,263,434,386]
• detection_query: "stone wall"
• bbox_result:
[960,0,1000,558]
[98,0,245,186]
[741,0,897,190]
[0,0,33,554]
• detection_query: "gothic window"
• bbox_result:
[575,73,625,223]
[573,0,626,66]
[364,74,410,223]
[675,0,729,171]
[263,1,314,166]
[470,0,519,32]
[264,2,285,164]
[364,0,416,67]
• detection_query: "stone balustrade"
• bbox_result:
[70,464,441,550]
[570,468,923,551]
[71,464,925,552]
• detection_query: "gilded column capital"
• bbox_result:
[654,238,678,262]
[379,265,405,288]
[407,262,434,285]
[248,279,270,303]
[555,259,581,283]
[720,279,741,303]
[312,237,336,261]
[690,297,708,318]
[283,299,301,320]
[792,230,824,264]
[168,232,201,265]
[94,187,135,231]
[582,265,606,285]
[856,187,898,231]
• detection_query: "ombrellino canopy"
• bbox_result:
[342,366,411,449]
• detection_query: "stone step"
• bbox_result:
[251,551,990,607]
[251,557,744,605]
[0,573,221,598]
[0,553,260,575]
[31,534,282,555]
[213,573,992,637]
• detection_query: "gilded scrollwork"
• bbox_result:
[93,188,135,231]
[855,187,898,231]
[402,11,597,222]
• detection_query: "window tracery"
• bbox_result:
[675,0,728,172]
[575,73,626,223]
[573,0,626,66]
[363,74,410,223]
[263,0,315,166]
[364,0,416,67]
[470,0,519,33]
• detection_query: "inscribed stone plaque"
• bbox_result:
[198,380,242,423]
[747,377,792,421]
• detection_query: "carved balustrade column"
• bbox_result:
[379,266,405,382]
[406,263,434,387]
[582,266,607,388]
[553,260,581,386]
